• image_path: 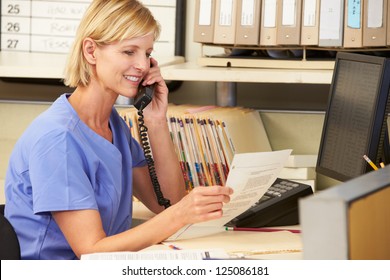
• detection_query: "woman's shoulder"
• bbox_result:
[19,95,79,142]
[37,94,79,126]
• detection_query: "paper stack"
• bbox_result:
[279,154,318,191]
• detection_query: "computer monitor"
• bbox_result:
[316,52,390,182]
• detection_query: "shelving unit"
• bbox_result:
[0,52,334,107]
[0,51,185,79]
[186,42,390,106]
[161,60,334,106]
[161,61,334,83]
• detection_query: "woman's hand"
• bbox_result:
[141,57,169,119]
[172,186,234,226]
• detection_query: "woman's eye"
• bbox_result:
[124,51,134,55]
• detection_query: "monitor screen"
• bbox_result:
[316,52,390,182]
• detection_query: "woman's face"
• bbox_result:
[92,33,154,98]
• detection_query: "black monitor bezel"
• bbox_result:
[316,52,390,182]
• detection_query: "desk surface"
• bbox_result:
[133,201,303,260]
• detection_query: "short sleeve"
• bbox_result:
[29,130,98,214]
[129,135,147,168]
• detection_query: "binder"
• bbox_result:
[388,0,390,45]
[301,0,320,45]
[213,0,239,44]
[343,0,364,48]
[235,0,262,45]
[363,0,387,47]
[318,0,345,47]
[276,0,302,45]
[260,0,279,45]
[194,0,217,43]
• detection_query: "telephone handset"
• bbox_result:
[134,83,155,111]
[134,83,171,209]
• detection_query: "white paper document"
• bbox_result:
[81,248,230,260]
[167,149,292,241]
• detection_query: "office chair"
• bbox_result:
[0,204,21,260]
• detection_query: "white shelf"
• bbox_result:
[0,51,333,85]
[0,51,185,79]
[0,52,67,79]
[198,56,335,70]
[161,61,334,84]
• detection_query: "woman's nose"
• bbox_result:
[134,56,149,72]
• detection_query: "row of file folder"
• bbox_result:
[119,104,272,190]
[194,0,390,48]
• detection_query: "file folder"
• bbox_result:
[318,0,344,47]
[343,0,363,48]
[276,0,302,45]
[194,0,217,43]
[363,0,387,47]
[213,0,239,44]
[260,0,278,45]
[301,0,320,45]
[235,0,262,45]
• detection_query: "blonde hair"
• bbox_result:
[63,0,160,87]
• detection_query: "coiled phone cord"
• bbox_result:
[137,109,171,209]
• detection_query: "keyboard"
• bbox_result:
[225,178,314,228]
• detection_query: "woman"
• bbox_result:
[4,0,232,260]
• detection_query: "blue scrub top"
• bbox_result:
[4,94,146,259]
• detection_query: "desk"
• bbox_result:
[133,201,303,260]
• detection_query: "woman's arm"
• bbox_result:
[53,185,232,259]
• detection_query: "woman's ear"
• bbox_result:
[82,37,97,65]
